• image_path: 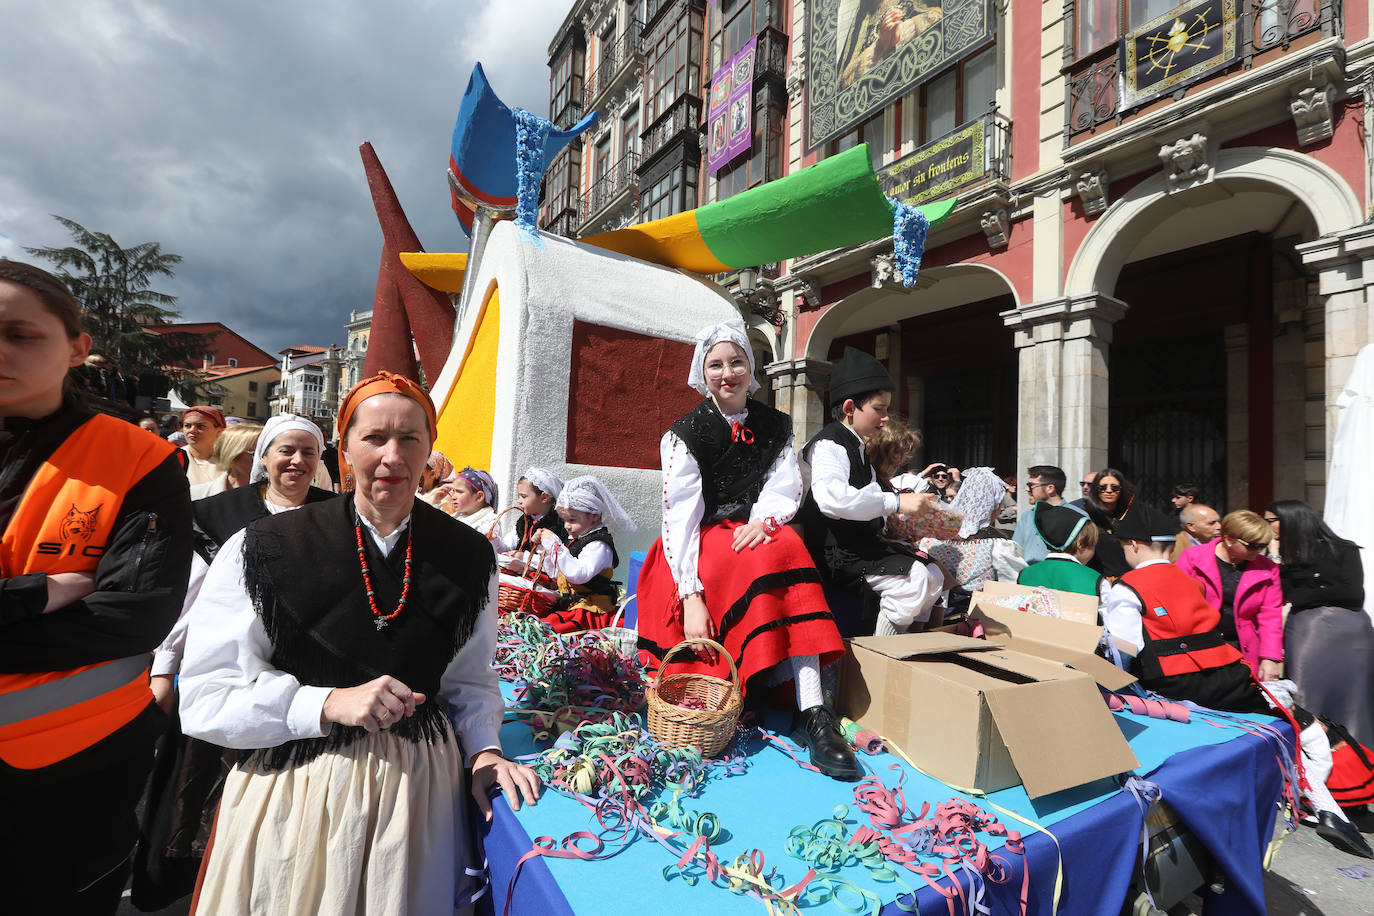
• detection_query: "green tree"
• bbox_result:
[25,215,207,388]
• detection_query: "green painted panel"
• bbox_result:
[695,145,954,268]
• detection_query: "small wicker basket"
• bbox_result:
[491,507,558,615]
[646,638,742,758]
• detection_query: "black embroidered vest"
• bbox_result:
[241,497,495,769]
[798,421,918,582]
[193,483,336,562]
[516,507,567,546]
[669,398,792,522]
[565,527,620,600]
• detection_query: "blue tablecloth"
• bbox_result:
[482,695,1292,916]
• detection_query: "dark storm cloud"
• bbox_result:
[0,0,569,353]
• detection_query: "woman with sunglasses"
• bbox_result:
[1081,467,1135,579]
[1264,500,1374,748]
[1176,510,1284,682]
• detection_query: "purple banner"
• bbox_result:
[706,35,757,175]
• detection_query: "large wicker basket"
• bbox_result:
[646,638,741,758]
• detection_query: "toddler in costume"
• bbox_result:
[798,347,945,636]
[1103,505,1372,859]
[491,467,568,578]
[1016,502,1108,601]
[533,475,635,633]
[635,319,857,779]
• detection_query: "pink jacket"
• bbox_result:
[1175,542,1284,669]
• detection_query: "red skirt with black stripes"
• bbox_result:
[636,520,842,697]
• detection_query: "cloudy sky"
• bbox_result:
[1,0,571,354]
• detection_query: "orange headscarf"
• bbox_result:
[335,371,438,492]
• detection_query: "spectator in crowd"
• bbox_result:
[1176,511,1284,682]
[138,416,161,435]
[1266,499,1374,749]
[1012,464,1082,565]
[1171,482,1202,514]
[0,259,192,913]
[1082,467,1135,578]
[180,406,226,488]
[1170,503,1221,562]
[189,423,263,500]
[995,474,1018,534]
[919,463,960,502]
[1069,470,1099,510]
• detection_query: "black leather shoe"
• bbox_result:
[1315,811,1374,859]
[792,705,861,781]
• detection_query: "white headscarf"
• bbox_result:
[251,414,326,484]
[948,467,1009,539]
[687,318,762,397]
[524,466,564,500]
[556,475,637,532]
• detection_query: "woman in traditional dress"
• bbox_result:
[180,406,226,488]
[134,413,336,909]
[179,372,539,914]
[636,320,856,779]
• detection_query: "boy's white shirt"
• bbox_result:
[1101,557,1173,656]
[809,423,900,520]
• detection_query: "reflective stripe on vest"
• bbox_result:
[0,414,174,768]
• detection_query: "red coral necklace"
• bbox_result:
[355,521,413,629]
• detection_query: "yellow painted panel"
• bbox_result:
[434,284,498,471]
[580,210,730,274]
[399,251,468,293]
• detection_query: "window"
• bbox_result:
[595,137,611,181]
[642,163,699,222]
[916,45,996,145]
[622,108,640,158]
[227,357,238,368]
[709,0,778,70]
[644,5,703,125]
[716,95,785,199]
[248,380,259,392]
[549,40,585,127]
[1075,0,1118,55]
[247,401,257,418]
[832,112,886,171]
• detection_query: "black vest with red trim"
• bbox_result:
[0,412,174,768]
[668,398,791,523]
[1119,562,1244,681]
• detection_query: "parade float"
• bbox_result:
[352,64,1297,916]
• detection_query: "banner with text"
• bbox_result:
[878,116,986,208]
[707,36,758,174]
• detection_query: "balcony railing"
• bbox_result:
[551,95,585,132]
[585,21,642,108]
[539,187,580,238]
[1065,0,1339,139]
[580,150,641,225]
[641,94,701,164]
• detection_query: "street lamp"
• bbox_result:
[735,267,785,327]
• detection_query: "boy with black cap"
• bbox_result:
[798,347,945,636]
[1016,502,1108,601]
[1102,503,1374,857]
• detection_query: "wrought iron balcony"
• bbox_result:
[640,94,701,165]
[584,20,643,109]
[551,95,585,132]
[579,151,641,226]
[539,188,580,238]
[1065,0,1340,140]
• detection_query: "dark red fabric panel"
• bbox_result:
[565,320,699,470]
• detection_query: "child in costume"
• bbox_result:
[448,466,499,534]
[1016,502,1109,601]
[533,475,635,633]
[1103,505,1372,859]
[636,320,857,779]
[491,467,568,577]
[798,347,945,636]
[918,467,1026,598]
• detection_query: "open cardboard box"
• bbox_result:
[967,581,1137,693]
[839,623,1141,797]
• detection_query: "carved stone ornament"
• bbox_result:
[1291,83,1336,147]
[787,38,806,101]
[1158,132,1212,193]
[871,254,900,289]
[1075,167,1109,216]
[798,277,822,308]
[980,206,1010,250]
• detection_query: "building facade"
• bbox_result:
[199,363,278,420]
[543,0,1374,513]
[269,345,344,430]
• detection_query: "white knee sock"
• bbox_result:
[792,654,824,710]
[873,615,906,637]
[1300,721,1348,820]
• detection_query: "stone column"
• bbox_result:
[766,357,832,458]
[1001,294,1128,506]
[1296,227,1374,457]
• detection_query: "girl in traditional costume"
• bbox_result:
[179,372,539,914]
[491,466,567,578]
[448,465,500,534]
[534,474,634,633]
[636,319,857,779]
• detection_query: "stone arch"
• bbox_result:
[1065,146,1363,298]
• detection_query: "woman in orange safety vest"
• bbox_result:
[0,260,192,913]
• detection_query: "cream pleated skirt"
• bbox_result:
[195,729,474,916]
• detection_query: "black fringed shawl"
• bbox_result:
[193,483,336,562]
[240,496,495,769]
